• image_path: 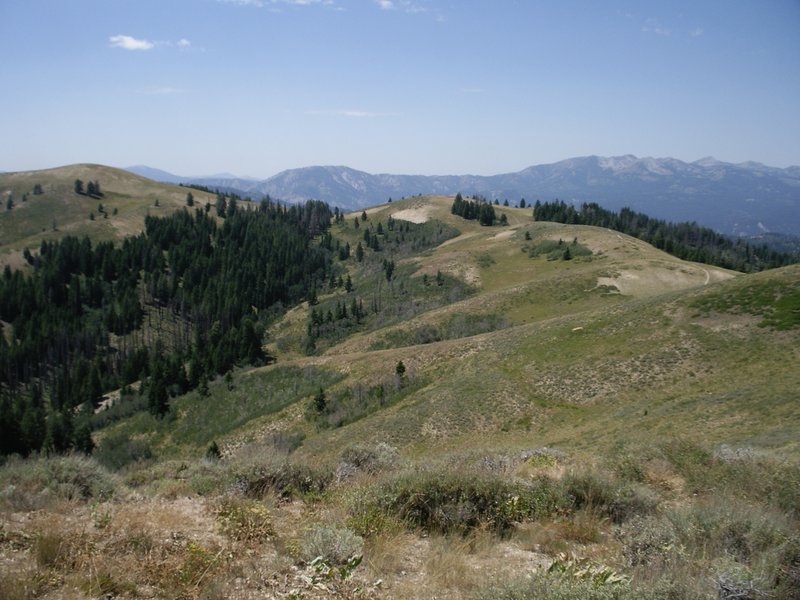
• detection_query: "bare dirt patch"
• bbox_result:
[596,263,735,297]
[392,207,431,224]
[410,249,481,287]
[490,228,517,241]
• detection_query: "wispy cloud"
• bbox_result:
[109,35,155,51]
[689,27,704,38]
[138,86,186,95]
[110,35,194,51]
[373,0,443,21]
[307,108,399,118]
[641,18,671,36]
[220,0,335,7]
[374,0,433,14]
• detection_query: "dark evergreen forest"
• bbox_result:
[0,199,333,456]
[451,193,497,226]
[532,200,798,272]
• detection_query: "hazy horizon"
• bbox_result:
[2,0,799,177]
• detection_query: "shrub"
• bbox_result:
[299,524,364,565]
[179,541,220,588]
[206,441,222,461]
[80,571,135,597]
[668,500,792,562]
[336,442,400,482]
[562,470,658,524]
[0,455,116,509]
[658,439,800,518]
[118,459,229,497]
[235,460,332,501]
[521,447,564,470]
[775,536,800,599]
[474,572,632,600]
[618,516,679,567]
[215,497,273,543]
[345,484,405,538]
[0,572,43,600]
[612,454,646,483]
[35,533,69,569]
[350,470,566,536]
[94,432,154,470]
[474,567,708,600]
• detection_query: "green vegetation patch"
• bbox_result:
[169,365,345,447]
[527,238,593,261]
[310,373,426,429]
[98,365,344,460]
[349,469,567,536]
[0,454,116,510]
[691,278,800,330]
[370,311,511,350]
[235,460,333,501]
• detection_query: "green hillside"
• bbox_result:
[0,164,219,268]
[1,186,798,600]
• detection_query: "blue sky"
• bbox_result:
[1,0,798,177]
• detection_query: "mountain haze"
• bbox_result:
[127,156,800,237]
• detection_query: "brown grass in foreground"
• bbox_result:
[1,443,797,599]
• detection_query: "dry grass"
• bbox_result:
[1,445,797,599]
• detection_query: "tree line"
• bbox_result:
[532,200,797,272]
[451,193,499,226]
[0,199,333,456]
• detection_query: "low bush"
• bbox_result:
[234,460,332,501]
[373,312,512,350]
[215,497,273,543]
[474,573,707,600]
[657,439,800,517]
[121,459,229,496]
[299,524,364,565]
[0,572,44,600]
[90,393,148,429]
[94,432,154,470]
[775,536,800,599]
[336,442,400,482]
[618,515,679,567]
[349,470,567,536]
[562,470,658,524]
[35,532,69,569]
[668,499,792,563]
[0,455,116,509]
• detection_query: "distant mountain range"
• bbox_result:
[126,156,800,236]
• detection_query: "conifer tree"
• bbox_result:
[313,387,326,413]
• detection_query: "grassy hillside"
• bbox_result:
[1,192,798,599]
[0,164,218,268]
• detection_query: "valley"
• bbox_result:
[0,166,798,599]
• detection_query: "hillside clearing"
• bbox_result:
[391,207,431,224]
